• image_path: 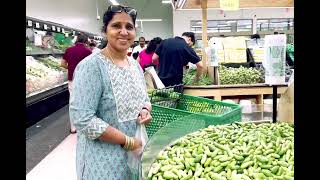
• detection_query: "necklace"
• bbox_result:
[105,48,130,66]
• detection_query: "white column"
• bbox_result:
[252,17,257,34]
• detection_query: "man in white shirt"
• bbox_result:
[131,36,146,57]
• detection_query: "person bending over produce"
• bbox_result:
[137,37,162,71]
[152,32,203,86]
[69,5,152,179]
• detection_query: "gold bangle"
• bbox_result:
[131,137,135,150]
[124,135,129,150]
[127,136,131,150]
[129,137,134,150]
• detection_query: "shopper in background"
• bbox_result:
[61,33,92,134]
[137,37,162,71]
[131,36,146,56]
[89,41,100,53]
[152,32,203,86]
[98,40,108,49]
[69,5,151,179]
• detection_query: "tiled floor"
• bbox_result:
[26,105,71,173]
[26,134,77,180]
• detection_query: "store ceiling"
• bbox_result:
[183,0,294,9]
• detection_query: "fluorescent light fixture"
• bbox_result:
[196,21,202,24]
[136,19,162,22]
[109,0,119,5]
[227,21,237,24]
[218,24,229,27]
[191,25,202,28]
[257,20,269,23]
[162,0,171,4]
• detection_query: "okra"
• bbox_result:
[271,166,280,174]
[194,167,203,177]
[241,161,254,169]
[261,169,273,177]
[163,171,178,179]
[284,175,294,180]
[277,161,289,167]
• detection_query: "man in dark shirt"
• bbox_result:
[152,32,203,87]
[61,33,92,133]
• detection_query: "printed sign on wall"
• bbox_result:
[220,0,239,11]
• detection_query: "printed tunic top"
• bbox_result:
[69,51,150,180]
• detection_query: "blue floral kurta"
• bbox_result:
[69,52,150,180]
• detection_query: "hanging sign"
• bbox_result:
[52,26,56,31]
[220,0,239,11]
[44,24,48,30]
[27,20,32,27]
[57,27,61,32]
[35,22,40,28]
[263,35,287,85]
[62,28,65,33]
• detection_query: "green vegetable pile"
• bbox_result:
[148,122,294,180]
[149,89,182,108]
[39,58,64,71]
[219,66,263,85]
[183,70,212,86]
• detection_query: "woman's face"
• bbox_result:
[106,12,136,52]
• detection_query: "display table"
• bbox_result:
[183,83,288,104]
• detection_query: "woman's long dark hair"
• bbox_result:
[145,37,162,54]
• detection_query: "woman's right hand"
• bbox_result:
[131,138,143,156]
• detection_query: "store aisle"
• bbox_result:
[26,105,71,173]
[26,134,77,180]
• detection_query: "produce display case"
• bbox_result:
[26,16,105,128]
[26,55,67,98]
[26,28,70,127]
[26,54,69,127]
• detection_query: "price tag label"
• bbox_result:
[57,27,61,32]
[35,22,40,28]
[52,26,56,31]
[44,24,48,30]
[62,28,65,33]
[27,20,32,27]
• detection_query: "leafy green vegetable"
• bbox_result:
[183,69,212,86]
[219,66,262,85]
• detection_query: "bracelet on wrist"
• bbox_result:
[122,135,135,151]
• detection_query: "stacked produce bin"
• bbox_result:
[147,85,242,137]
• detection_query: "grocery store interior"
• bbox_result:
[26,0,294,179]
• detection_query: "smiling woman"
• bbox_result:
[69,4,152,180]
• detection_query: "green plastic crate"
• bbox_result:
[176,94,242,123]
[147,105,193,137]
[147,100,241,138]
